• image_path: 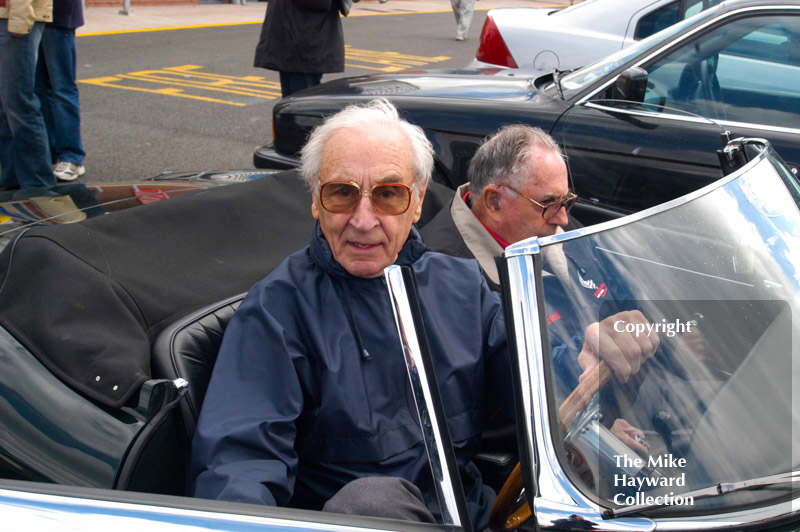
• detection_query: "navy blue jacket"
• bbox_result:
[191,223,513,530]
[51,0,83,30]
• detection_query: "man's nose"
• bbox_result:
[552,204,570,227]
[349,196,379,230]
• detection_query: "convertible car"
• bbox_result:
[0,137,798,530]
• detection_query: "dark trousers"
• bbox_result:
[279,72,323,98]
[323,476,437,523]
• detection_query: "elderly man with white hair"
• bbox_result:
[191,98,511,529]
[190,99,655,529]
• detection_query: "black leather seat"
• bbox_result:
[151,293,244,440]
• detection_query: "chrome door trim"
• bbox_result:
[583,101,800,137]
[0,487,401,532]
[384,265,471,532]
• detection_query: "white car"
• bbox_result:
[469,0,721,72]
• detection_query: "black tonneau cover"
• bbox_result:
[0,170,451,408]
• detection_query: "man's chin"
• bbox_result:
[341,259,387,279]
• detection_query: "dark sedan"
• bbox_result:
[254,0,800,225]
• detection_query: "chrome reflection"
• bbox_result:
[384,265,469,531]
[511,139,773,251]
[501,252,656,531]
[508,145,800,527]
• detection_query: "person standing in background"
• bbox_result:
[254,0,351,98]
[36,0,86,182]
[450,0,474,41]
[0,0,55,190]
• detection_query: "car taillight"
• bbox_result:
[475,15,518,69]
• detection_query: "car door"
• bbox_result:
[554,7,800,217]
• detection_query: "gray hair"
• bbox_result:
[300,98,434,196]
[467,124,563,194]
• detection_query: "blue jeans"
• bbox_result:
[36,25,85,166]
[0,20,54,189]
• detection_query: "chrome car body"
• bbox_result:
[0,140,798,530]
[469,0,722,72]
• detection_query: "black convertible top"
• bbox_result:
[0,170,451,408]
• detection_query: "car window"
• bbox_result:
[684,0,723,19]
[635,1,680,40]
[559,9,717,95]
[642,14,800,129]
[635,0,724,41]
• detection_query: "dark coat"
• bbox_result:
[51,0,83,30]
[191,223,513,530]
[254,0,345,74]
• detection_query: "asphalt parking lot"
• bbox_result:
[74,0,566,183]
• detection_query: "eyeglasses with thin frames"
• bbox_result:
[319,181,413,215]
[498,183,578,219]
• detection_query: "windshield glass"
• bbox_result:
[556,7,718,95]
[539,145,800,515]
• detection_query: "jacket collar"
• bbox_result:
[310,220,427,279]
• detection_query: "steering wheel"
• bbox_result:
[488,362,614,532]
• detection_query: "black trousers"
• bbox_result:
[323,476,437,523]
[279,72,323,98]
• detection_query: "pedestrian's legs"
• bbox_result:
[279,72,323,98]
[37,25,85,167]
[0,20,54,189]
[450,0,475,40]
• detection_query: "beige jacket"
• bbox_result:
[0,0,53,36]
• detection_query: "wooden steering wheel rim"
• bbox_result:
[488,362,613,532]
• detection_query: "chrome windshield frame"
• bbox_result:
[509,138,772,254]
[499,139,800,529]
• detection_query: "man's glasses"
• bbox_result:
[320,181,413,215]
[498,184,578,220]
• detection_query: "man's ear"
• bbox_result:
[482,186,503,214]
[311,199,320,220]
[412,186,427,223]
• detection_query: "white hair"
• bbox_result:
[300,98,434,196]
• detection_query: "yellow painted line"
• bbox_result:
[79,20,263,37]
[79,76,247,105]
[79,65,282,104]
[118,71,280,98]
[344,45,449,72]
[76,51,447,103]
[77,5,570,37]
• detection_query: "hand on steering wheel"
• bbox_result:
[489,362,614,532]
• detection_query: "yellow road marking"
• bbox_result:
[78,50,450,105]
[76,6,571,37]
[76,3,569,37]
[344,45,449,72]
[80,76,251,106]
[80,65,282,104]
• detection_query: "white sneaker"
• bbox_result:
[455,35,465,41]
[53,161,86,182]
